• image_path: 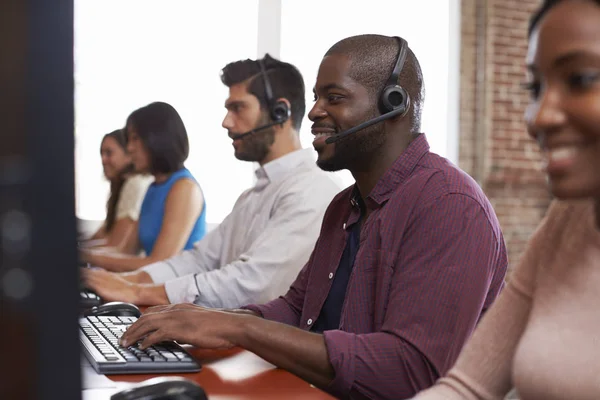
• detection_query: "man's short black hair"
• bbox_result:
[126,101,189,175]
[220,54,306,132]
[325,34,425,133]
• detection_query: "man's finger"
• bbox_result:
[120,314,160,347]
[139,329,168,350]
[85,273,105,287]
[83,275,98,289]
[80,268,94,281]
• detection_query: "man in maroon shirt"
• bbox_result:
[120,34,508,399]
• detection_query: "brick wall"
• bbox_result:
[459,0,552,269]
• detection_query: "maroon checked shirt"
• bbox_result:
[244,134,508,399]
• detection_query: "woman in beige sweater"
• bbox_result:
[415,0,600,399]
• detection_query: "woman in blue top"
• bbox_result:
[81,102,206,272]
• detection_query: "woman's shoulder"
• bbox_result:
[543,198,594,233]
[116,175,154,220]
[173,168,196,181]
[170,168,201,189]
[123,174,154,193]
[126,173,154,186]
[526,198,596,264]
[167,170,204,207]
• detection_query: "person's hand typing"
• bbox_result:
[81,267,141,304]
[119,304,250,350]
[82,268,171,306]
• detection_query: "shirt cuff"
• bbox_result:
[323,329,356,398]
[240,304,265,317]
[164,275,200,304]
[141,260,179,284]
[241,298,299,326]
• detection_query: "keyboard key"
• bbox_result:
[163,353,179,362]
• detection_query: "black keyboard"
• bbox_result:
[80,316,201,375]
[80,289,101,309]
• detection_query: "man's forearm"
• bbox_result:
[136,284,170,306]
[232,316,334,389]
[121,270,153,284]
[89,253,151,272]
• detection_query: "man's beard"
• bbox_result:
[317,114,386,172]
[232,114,276,162]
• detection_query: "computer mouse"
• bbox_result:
[111,377,207,400]
[84,301,141,318]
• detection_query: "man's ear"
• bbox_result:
[276,97,291,109]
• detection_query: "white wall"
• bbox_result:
[74,0,259,223]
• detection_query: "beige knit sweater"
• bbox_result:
[415,199,600,400]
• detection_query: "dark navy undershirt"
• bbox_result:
[312,216,362,333]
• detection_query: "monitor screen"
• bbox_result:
[0,0,80,399]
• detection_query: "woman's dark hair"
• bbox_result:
[103,129,135,233]
[529,0,600,37]
[125,101,189,175]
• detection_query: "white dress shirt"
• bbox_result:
[142,148,342,308]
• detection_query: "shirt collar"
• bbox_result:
[254,148,314,187]
[354,133,430,209]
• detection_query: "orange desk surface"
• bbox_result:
[109,347,336,400]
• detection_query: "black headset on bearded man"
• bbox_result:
[228,58,292,141]
[258,58,291,124]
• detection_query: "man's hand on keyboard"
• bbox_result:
[119,304,247,350]
[82,268,170,306]
[82,268,138,303]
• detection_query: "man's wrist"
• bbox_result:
[122,270,153,284]
[136,284,170,306]
[227,312,260,348]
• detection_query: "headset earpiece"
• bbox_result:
[378,37,411,116]
[380,85,409,115]
[259,58,290,125]
[271,100,291,124]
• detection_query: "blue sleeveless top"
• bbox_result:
[138,168,206,255]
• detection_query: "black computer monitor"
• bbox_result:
[0,1,80,399]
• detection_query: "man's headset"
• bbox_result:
[325,37,411,144]
[229,58,292,141]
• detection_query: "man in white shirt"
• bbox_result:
[83,54,341,308]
